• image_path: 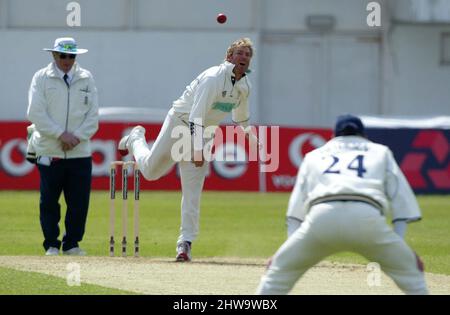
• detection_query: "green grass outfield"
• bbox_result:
[0,191,449,277]
[0,266,135,295]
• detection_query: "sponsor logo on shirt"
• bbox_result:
[212,102,237,112]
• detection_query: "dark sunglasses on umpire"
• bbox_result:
[59,53,76,59]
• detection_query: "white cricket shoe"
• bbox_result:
[63,247,87,256]
[45,247,59,256]
[118,125,146,156]
[175,241,192,262]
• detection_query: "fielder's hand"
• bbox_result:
[414,251,425,272]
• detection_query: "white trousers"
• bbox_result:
[257,201,428,295]
[130,109,209,244]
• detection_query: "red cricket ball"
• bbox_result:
[217,13,227,24]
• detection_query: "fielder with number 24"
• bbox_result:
[257,115,428,295]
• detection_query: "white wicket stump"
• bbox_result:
[109,161,140,257]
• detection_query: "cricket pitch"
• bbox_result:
[0,256,448,295]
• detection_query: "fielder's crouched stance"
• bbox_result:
[257,115,428,295]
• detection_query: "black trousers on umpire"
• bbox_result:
[37,157,92,252]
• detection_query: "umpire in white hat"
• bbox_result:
[26,37,99,256]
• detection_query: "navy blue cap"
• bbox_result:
[334,114,365,136]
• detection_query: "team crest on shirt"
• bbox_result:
[80,86,90,93]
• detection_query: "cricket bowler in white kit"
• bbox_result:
[118,38,258,262]
[257,115,428,295]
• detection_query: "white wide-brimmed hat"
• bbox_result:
[43,37,88,54]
